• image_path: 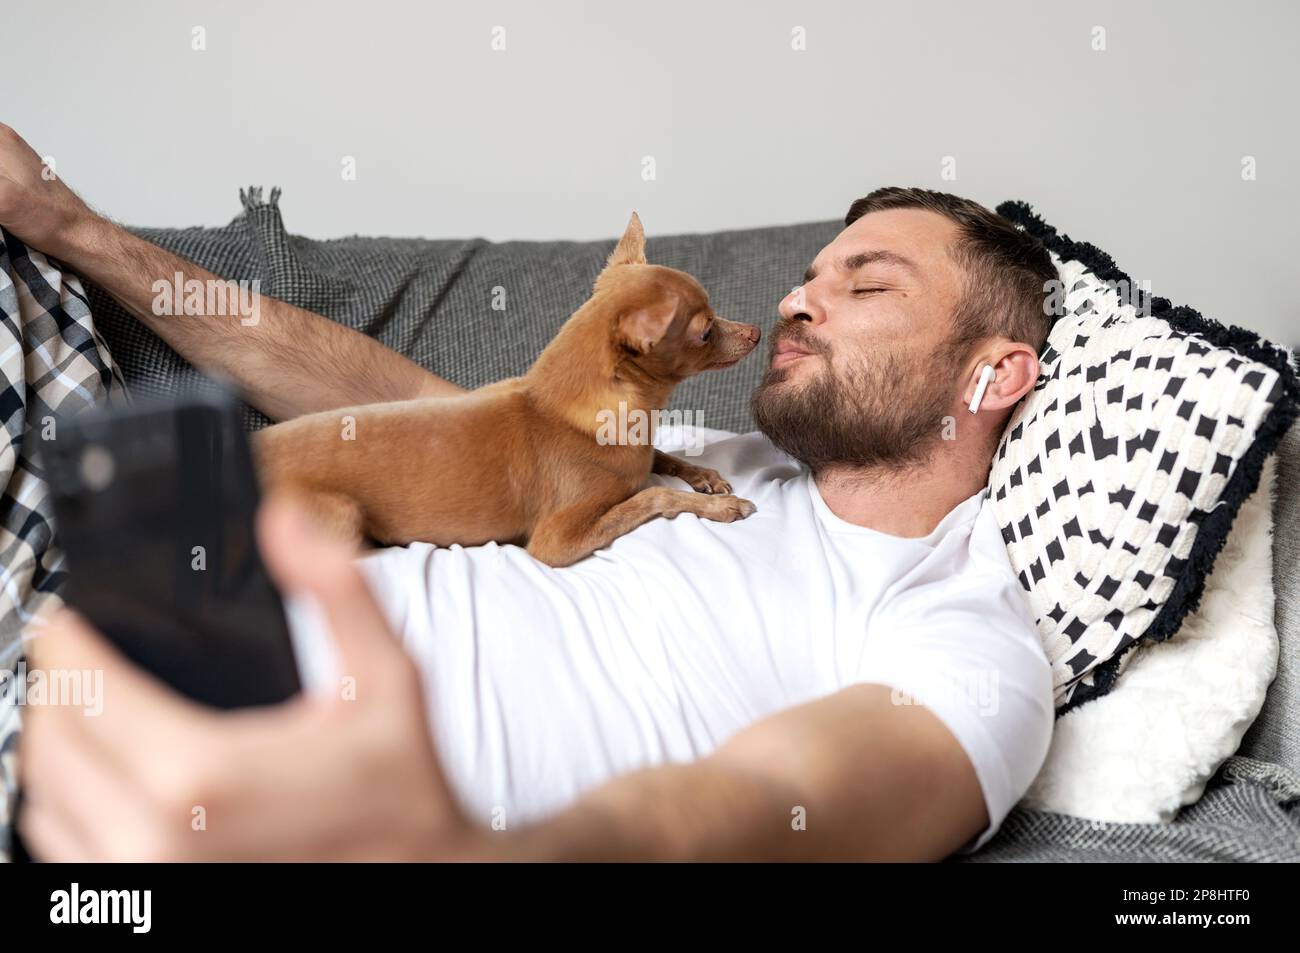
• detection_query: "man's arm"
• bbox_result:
[62,221,466,419]
[503,683,988,861]
[0,123,465,420]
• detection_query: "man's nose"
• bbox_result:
[780,284,822,325]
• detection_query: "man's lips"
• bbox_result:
[771,339,814,369]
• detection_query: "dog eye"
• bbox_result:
[701,325,713,342]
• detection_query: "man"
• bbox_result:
[0,123,1057,861]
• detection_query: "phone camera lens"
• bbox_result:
[79,444,116,491]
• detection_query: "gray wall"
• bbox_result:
[8,0,1297,344]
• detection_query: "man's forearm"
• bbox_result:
[486,760,808,862]
[57,217,465,420]
[474,683,989,862]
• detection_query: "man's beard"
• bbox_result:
[750,323,961,474]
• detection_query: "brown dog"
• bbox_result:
[252,213,761,567]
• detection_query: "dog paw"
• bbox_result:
[676,464,732,495]
[699,494,756,522]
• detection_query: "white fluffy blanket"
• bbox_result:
[1021,456,1279,821]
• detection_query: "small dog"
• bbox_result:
[253,213,761,567]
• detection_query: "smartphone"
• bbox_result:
[40,389,302,709]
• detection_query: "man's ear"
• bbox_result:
[595,212,646,289]
[965,343,1040,412]
[615,294,678,355]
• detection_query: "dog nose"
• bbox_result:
[744,324,761,344]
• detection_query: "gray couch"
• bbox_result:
[88,190,1300,861]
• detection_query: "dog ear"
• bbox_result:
[595,212,646,289]
[615,294,678,355]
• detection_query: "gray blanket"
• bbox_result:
[69,189,1300,861]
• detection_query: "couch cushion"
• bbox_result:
[91,187,839,435]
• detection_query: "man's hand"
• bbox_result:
[0,123,99,259]
[18,496,483,861]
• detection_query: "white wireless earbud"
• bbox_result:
[967,364,995,414]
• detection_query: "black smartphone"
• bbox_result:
[40,389,302,709]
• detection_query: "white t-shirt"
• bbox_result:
[289,428,1055,854]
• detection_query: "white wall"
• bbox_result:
[7,0,1298,343]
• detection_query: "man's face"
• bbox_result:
[751,207,970,473]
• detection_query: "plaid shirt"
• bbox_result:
[0,228,127,860]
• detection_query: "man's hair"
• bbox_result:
[844,187,1057,358]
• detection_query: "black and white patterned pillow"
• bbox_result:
[990,202,1299,716]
